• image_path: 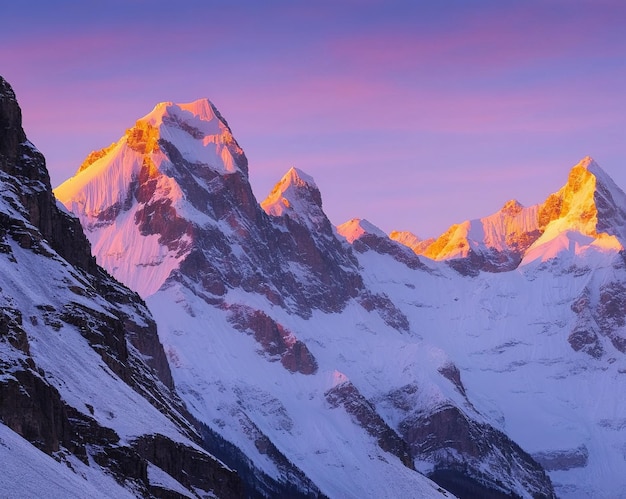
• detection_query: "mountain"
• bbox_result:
[0,77,243,497]
[387,157,626,497]
[55,98,562,498]
[401,156,626,277]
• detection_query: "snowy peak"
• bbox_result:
[261,167,328,235]
[538,156,626,239]
[137,98,244,175]
[261,167,321,217]
[77,99,246,177]
[336,218,387,243]
[522,157,626,264]
[389,231,434,254]
[340,219,427,271]
[395,157,626,273]
[53,97,256,297]
[411,199,540,269]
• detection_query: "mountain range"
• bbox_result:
[2,75,625,498]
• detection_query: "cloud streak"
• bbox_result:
[2,1,625,238]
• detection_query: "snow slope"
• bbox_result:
[0,423,134,499]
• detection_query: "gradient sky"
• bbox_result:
[2,0,625,238]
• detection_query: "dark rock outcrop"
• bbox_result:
[326,380,415,469]
[399,405,555,499]
[352,232,427,271]
[227,304,318,375]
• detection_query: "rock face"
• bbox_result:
[338,218,427,271]
[399,405,552,498]
[56,105,365,318]
[0,76,243,498]
[226,304,319,375]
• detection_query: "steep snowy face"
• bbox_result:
[54,99,247,296]
[523,157,626,264]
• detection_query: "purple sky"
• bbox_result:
[2,1,625,238]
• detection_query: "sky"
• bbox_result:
[2,0,625,238]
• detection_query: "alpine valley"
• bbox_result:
[2,74,625,498]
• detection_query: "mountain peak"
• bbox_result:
[143,98,218,127]
[70,97,247,180]
[337,218,387,243]
[539,157,626,235]
[565,155,617,196]
[261,167,322,219]
[285,166,317,188]
[576,155,598,171]
[501,199,524,216]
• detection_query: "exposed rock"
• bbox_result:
[0,78,96,274]
[133,433,243,499]
[399,405,555,498]
[597,281,626,353]
[352,232,427,270]
[326,380,415,469]
[227,304,318,375]
[569,282,626,357]
[438,362,468,398]
[358,291,410,331]
[533,445,589,471]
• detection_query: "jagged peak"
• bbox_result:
[533,156,626,250]
[575,155,598,172]
[337,218,387,243]
[56,95,249,217]
[564,155,619,197]
[261,167,322,218]
[283,166,318,189]
[500,199,524,216]
[390,230,422,245]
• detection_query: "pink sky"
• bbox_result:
[2,1,625,238]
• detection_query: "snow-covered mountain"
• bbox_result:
[0,77,246,498]
[53,97,569,498]
[5,68,620,496]
[379,157,626,497]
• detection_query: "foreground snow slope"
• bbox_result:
[0,423,134,499]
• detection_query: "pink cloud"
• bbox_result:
[324,3,626,74]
